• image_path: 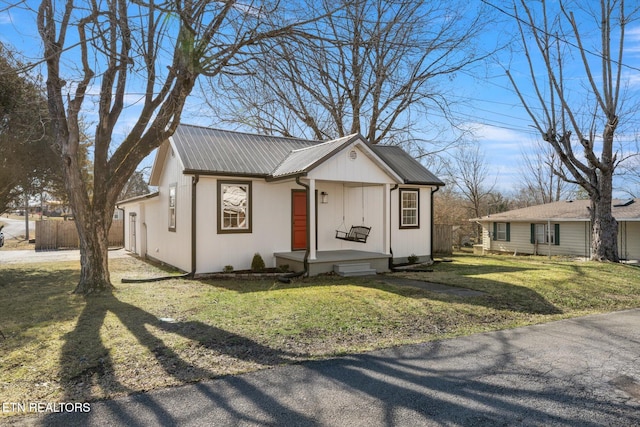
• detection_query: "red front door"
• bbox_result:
[292,190,307,250]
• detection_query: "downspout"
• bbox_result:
[388,184,398,269]
[279,176,309,283]
[430,186,440,262]
[191,174,200,276]
[296,175,310,276]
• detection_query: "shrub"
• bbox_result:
[408,254,419,264]
[278,264,290,273]
[223,265,234,273]
[251,253,265,272]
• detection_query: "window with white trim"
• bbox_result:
[218,181,252,233]
[534,223,555,244]
[399,189,419,228]
[496,222,507,241]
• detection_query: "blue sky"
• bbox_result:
[1,1,639,198]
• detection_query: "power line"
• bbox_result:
[480,0,640,73]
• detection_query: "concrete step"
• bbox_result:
[333,262,377,277]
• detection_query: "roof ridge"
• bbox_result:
[287,133,360,154]
[178,123,324,144]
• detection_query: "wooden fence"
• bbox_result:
[35,220,124,251]
[433,224,453,255]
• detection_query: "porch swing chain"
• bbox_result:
[361,183,365,225]
[337,183,347,232]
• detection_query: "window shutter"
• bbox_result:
[506,223,511,242]
[555,223,560,245]
[493,222,497,240]
[530,224,536,244]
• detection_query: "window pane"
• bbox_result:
[496,223,506,240]
[168,184,176,230]
[222,184,248,230]
[402,192,417,208]
[400,190,419,227]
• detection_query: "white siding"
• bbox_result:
[195,178,302,273]
[142,148,193,272]
[309,144,396,184]
[122,205,141,255]
[316,182,385,253]
[390,186,433,260]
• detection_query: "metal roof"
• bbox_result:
[167,124,443,185]
[475,199,640,222]
[372,145,445,185]
[171,125,317,176]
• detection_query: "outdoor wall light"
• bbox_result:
[321,191,328,204]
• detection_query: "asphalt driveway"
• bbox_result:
[10,308,639,426]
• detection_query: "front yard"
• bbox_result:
[1,253,639,413]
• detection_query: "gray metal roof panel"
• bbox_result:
[171,125,317,175]
[372,145,445,185]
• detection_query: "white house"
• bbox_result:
[473,199,640,260]
[118,125,444,276]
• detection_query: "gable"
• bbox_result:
[307,140,401,184]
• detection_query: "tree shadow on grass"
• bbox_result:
[0,266,83,348]
[202,271,562,316]
[370,275,564,315]
[55,293,315,426]
[44,315,640,426]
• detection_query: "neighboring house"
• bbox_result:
[118,125,444,276]
[473,199,640,260]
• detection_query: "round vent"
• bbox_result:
[349,149,358,160]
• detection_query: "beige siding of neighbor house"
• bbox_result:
[619,221,640,260]
[483,221,590,258]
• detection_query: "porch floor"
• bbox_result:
[274,250,391,276]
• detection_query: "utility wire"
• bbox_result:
[480,0,640,73]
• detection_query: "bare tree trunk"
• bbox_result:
[76,218,113,293]
[591,171,619,262]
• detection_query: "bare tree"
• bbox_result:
[203,0,495,153]
[33,0,313,294]
[505,0,639,262]
[518,139,577,205]
[448,144,496,241]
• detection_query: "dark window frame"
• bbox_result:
[399,188,420,229]
[217,180,252,234]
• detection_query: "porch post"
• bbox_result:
[383,183,391,255]
[309,178,317,260]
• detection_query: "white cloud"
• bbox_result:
[0,12,13,25]
[461,122,534,144]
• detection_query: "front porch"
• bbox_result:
[274,250,391,276]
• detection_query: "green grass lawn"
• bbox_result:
[1,253,639,412]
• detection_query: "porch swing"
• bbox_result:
[335,183,372,243]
